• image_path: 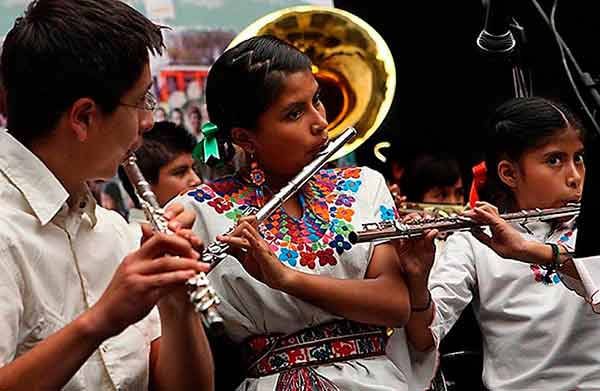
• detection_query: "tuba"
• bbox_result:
[227,5,396,161]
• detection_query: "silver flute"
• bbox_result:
[349,203,581,243]
[200,126,358,267]
[121,155,224,333]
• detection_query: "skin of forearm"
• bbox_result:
[0,310,107,390]
[403,281,436,352]
[519,241,579,279]
[280,270,411,328]
[152,303,214,391]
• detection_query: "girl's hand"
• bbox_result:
[217,216,292,290]
[464,201,528,259]
[388,184,407,208]
[393,213,438,285]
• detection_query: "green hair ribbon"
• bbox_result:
[194,121,220,164]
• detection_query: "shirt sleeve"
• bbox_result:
[428,233,478,345]
[0,245,24,365]
[546,220,598,310]
[559,255,600,313]
[359,167,397,246]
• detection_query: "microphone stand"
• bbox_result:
[476,0,532,99]
[528,0,600,257]
[508,19,531,98]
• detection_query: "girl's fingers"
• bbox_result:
[163,202,183,220]
[473,207,503,226]
[238,215,259,229]
[242,227,262,246]
[474,201,499,215]
[227,221,257,239]
[217,234,251,249]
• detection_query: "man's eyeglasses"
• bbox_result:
[119,91,158,111]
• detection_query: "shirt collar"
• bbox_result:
[0,130,97,226]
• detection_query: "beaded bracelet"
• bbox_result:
[547,243,564,271]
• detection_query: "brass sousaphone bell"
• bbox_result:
[227,6,396,161]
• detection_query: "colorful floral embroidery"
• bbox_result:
[279,248,299,266]
[335,194,355,207]
[379,205,395,221]
[188,187,215,202]
[300,252,318,269]
[531,264,561,285]
[558,231,573,244]
[207,197,232,213]
[530,227,575,285]
[187,168,390,270]
[317,248,337,266]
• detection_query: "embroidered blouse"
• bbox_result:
[176,166,427,390]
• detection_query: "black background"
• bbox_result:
[334,0,600,257]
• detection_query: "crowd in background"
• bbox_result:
[96,110,470,229]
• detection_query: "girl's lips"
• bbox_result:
[310,140,330,155]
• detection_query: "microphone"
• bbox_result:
[476,0,516,54]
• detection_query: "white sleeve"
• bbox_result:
[0,246,24,365]
[359,167,397,247]
[560,255,600,313]
[428,233,478,344]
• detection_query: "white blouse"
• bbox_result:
[176,166,428,390]
[428,218,600,390]
[560,255,600,312]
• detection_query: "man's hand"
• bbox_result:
[89,231,209,340]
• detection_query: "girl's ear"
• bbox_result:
[231,127,256,154]
[497,159,519,189]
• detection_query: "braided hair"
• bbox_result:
[204,35,312,166]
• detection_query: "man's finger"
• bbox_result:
[137,232,198,260]
[175,228,205,253]
[140,223,154,244]
[135,255,208,275]
[144,269,198,289]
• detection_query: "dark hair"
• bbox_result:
[400,153,462,202]
[135,121,197,184]
[480,96,585,211]
[204,35,312,166]
[170,107,184,117]
[1,0,164,146]
[118,121,197,207]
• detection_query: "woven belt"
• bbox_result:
[243,319,391,378]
